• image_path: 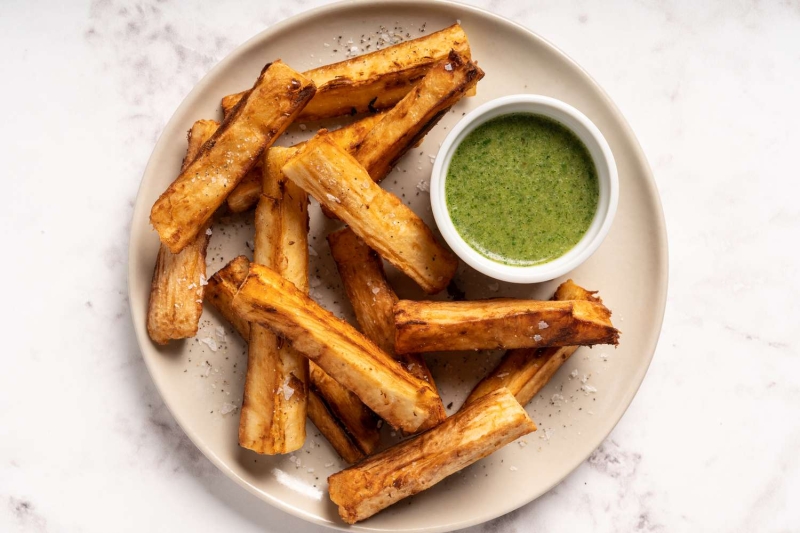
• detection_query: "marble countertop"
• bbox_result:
[1,0,798,531]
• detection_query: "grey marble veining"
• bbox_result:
[1,0,798,531]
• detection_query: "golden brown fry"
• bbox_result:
[151,61,316,253]
[226,113,385,213]
[328,227,434,384]
[239,150,310,455]
[394,297,620,354]
[464,281,601,406]
[353,50,484,181]
[328,388,536,524]
[232,263,446,433]
[282,134,457,294]
[205,255,251,340]
[146,120,218,345]
[307,389,365,464]
[221,24,471,120]
[309,364,380,457]
[204,256,380,462]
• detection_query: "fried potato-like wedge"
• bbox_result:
[205,255,252,340]
[354,50,484,181]
[204,256,380,461]
[309,363,380,457]
[464,280,601,406]
[232,263,446,433]
[282,134,457,294]
[146,119,218,344]
[239,153,310,454]
[226,113,385,213]
[151,61,316,253]
[221,24,471,121]
[394,298,620,354]
[328,388,536,524]
[328,227,434,384]
[307,389,365,464]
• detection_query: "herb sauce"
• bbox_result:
[445,113,599,266]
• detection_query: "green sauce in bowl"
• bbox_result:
[445,113,599,266]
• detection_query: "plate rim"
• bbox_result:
[128,1,669,530]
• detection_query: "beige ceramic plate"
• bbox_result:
[129,1,668,530]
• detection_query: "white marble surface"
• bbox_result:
[1,0,798,531]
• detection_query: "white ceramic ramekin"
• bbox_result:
[430,94,619,284]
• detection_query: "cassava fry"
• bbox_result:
[146,119,217,344]
[226,113,385,213]
[307,389,366,464]
[309,363,380,457]
[232,263,446,433]
[394,298,619,354]
[328,227,434,384]
[281,134,457,294]
[353,50,484,182]
[328,388,536,524]
[464,280,601,406]
[204,256,380,462]
[239,151,310,454]
[221,24,471,120]
[150,61,316,253]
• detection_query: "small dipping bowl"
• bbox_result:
[431,94,619,284]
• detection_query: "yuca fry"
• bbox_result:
[328,227,434,384]
[464,280,601,406]
[150,61,316,253]
[309,364,380,457]
[232,263,446,433]
[394,298,620,354]
[226,113,385,213]
[328,388,536,524]
[205,255,252,340]
[239,153,310,454]
[307,389,366,464]
[282,134,458,294]
[353,50,484,182]
[146,120,218,344]
[205,256,380,461]
[221,24,471,120]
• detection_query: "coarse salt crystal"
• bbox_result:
[580,374,589,384]
[569,369,578,379]
[551,393,564,405]
[324,462,335,468]
[444,63,453,71]
[533,334,543,342]
[377,420,383,429]
[310,276,322,288]
[187,283,196,290]
[581,384,597,394]
[518,440,527,447]
[215,326,226,340]
[299,124,307,130]
[542,428,553,440]
[308,246,318,257]
[199,274,208,287]
[200,337,218,352]
[350,45,359,53]
[538,321,549,329]
[205,228,212,236]
[220,402,237,415]
[600,353,609,361]
[416,179,430,192]
[371,287,380,294]
[509,466,518,471]
[289,455,297,463]
[325,193,341,204]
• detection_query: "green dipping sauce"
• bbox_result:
[445,113,599,266]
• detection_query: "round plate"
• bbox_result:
[129,1,668,531]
